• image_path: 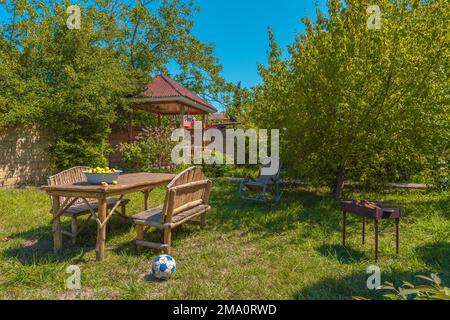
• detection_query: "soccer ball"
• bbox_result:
[151,255,176,280]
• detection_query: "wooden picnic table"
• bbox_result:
[41,172,175,261]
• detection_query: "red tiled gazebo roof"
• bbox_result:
[132,74,217,115]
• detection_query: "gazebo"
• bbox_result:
[128,74,217,142]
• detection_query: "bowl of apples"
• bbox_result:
[83,167,122,185]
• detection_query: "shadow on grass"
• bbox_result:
[0,181,349,265]
[209,181,342,236]
[142,273,167,283]
[2,216,135,265]
[415,242,450,271]
[296,269,450,300]
[112,223,201,257]
[316,244,367,264]
[3,181,448,270]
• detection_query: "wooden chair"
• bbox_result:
[47,166,130,243]
[239,157,283,202]
[132,166,212,255]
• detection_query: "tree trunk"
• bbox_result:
[333,168,345,200]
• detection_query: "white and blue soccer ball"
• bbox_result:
[151,255,176,280]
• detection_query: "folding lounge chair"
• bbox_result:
[239,157,283,202]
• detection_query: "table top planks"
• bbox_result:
[41,172,176,197]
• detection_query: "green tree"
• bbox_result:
[93,0,230,106]
[250,0,449,198]
[0,0,230,169]
[227,81,252,123]
[0,31,44,127]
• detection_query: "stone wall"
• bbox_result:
[0,125,139,187]
[0,125,52,187]
[1,125,222,187]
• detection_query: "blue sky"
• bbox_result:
[0,0,328,88]
[192,0,327,88]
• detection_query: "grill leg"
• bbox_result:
[374,219,379,262]
[342,211,347,247]
[395,218,400,256]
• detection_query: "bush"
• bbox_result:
[51,139,109,169]
[433,159,449,190]
[355,273,450,300]
[413,158,450,190]
[123,140,259,178]
[119,127,175,172]
[201,163,234,178]
[197,151,254,178]
[174,156,236,178]
[382,274,450,300]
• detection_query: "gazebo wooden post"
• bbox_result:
[127,111,133,143]
[202,114,206,152]
[180,105,185,129]
[157,113,162,128]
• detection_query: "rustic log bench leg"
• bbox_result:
[143,189,152,211]
[136,225,144,250]
[200,213,206,229]
[342,211,347,247]
[52,195,63,254]
[395,218,400,256]
[71,217,78,244]
[374,219,379,262]
[362,217,365,245]
[121,204,127,218]
[163,228,172,255]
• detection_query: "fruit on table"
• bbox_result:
[112,181,118,185]
[101,182,109,187]
[89,167,117,174]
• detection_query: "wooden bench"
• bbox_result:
[47,166,129,243]
[132,166,212,255]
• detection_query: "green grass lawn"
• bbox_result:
[0,181,448,300]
